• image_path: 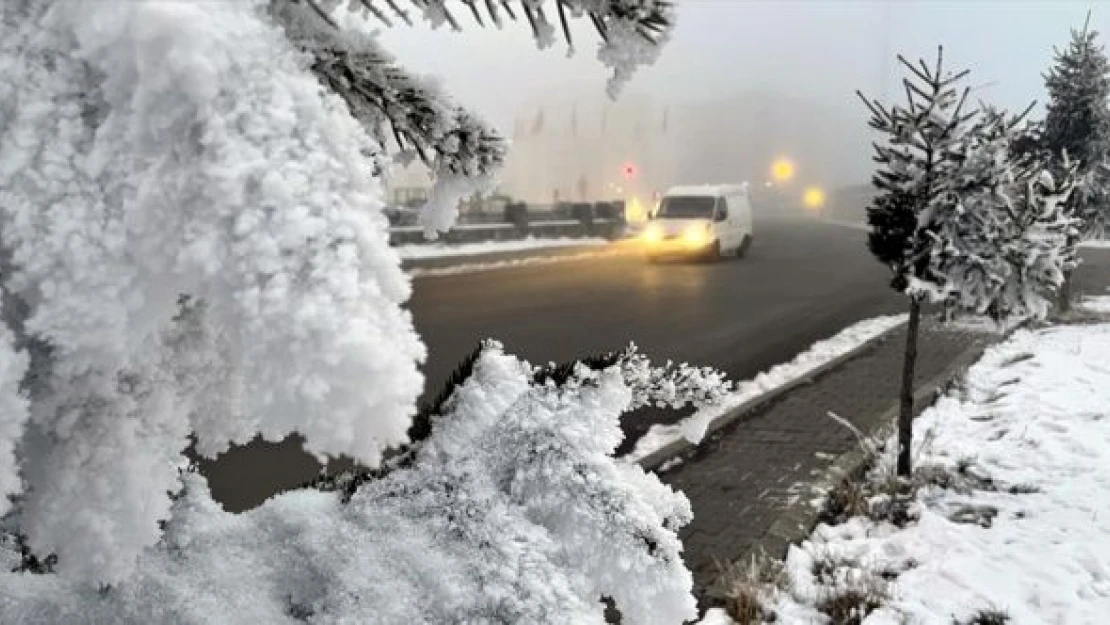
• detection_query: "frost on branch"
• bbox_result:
[273,0,506,236]
[318,0,676,97]
[0,0,423,582]
[312,342,733,497]
[0,343,702,625]
[274,0,675,235]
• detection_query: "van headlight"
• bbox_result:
[683,223,710,247]
[642,224,664,244]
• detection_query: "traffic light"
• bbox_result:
[621,162,637,180]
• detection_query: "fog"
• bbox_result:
[379,1,1099,203]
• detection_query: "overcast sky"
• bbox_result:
[377,1,1102,132]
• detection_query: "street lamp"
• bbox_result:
[770,158,795,184]
[802,186,826,211]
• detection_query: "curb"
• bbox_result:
[742,328,1004,580]
[636,319,909,472]
[403,240,643,277]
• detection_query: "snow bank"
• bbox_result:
[777,323,1110,623]
[1081,294,1110,314]
[1079,239,1110,249]
[409,246,630,278]
[395,236,609,260]
[625,314,908,464]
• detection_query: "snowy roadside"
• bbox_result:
[818,219,870,232]
[715,320,1110,624]
[624,314,908,465]
[406,246,633,278]
[394,236,610,260]
[820,222,1110,250]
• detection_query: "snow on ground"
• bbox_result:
[624,314,908,464]
[1081,294,1110,314]
[407,247,631,278]
[773,323,1110,624]
[697,607,736,624]
[394,236,609,260]
[1079,239,1110,249]
[820,219,870,232]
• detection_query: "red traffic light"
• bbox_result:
[621,163,637,180]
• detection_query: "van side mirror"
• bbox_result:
[714,207,727,222]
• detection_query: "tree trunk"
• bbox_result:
[896,298,922,478]
[1057,268,1073,314]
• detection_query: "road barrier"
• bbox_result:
[388,201,627,245]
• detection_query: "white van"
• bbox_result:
[640,184,753,260]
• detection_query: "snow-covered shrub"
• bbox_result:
[0,342,720,624]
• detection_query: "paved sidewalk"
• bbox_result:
[658,320,998,606]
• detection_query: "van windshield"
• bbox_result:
[656,196,716,219]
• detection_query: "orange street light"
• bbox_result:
[771,158,795,183]
[802,186,826,211]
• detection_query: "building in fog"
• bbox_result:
[379,89,870,216]
[500,94,677,209]
[382,161,432,208]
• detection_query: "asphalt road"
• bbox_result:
[197,215,911,512]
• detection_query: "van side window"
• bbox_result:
[713,198,728,221]
[721,195,737,219]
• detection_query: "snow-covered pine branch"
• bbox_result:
[273,0,675,236]
[0,0,431,583]
[310,342,733,495]
[0,0,677,593]
[299,0,674,94]
[1,342,721,624]
[273,0,506,236]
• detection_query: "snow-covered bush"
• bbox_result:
[0,342,722,623]
[0,0,679,601]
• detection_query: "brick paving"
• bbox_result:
[657,320,996,604]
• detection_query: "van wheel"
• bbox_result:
[736,234,752,259]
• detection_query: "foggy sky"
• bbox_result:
[377,1,1103,199]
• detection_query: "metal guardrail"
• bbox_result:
[388,218,626,246]
[386,200,628,245]
[385,201,623,228]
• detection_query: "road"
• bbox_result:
[198,215,909,511]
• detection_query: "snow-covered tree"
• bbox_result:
[858,47,977,477]
[926,107,1079,321]
[1039,15,1110,309]
[861,49,1082,477]
[0,0,682,605]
